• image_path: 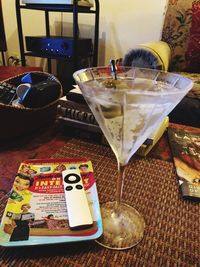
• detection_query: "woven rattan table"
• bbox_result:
[0,137,199,267]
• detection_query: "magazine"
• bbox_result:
[168,126,200,200]
[0,158,103,247]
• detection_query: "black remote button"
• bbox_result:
[76,184,83,190]
[65,185,73,191]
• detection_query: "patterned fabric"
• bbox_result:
[162,0,200,73]
[185,2,200,72]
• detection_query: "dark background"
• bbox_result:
[0,0,7,52]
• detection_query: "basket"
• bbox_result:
[0,71,63,139]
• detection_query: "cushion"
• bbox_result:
[185,2,200,73]
[162,0,200,73]
[123,41,171,71]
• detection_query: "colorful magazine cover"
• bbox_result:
[168,125,200,200]
[0,158,103,247]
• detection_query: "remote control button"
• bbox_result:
[64,173,81,184]
[65,185,73,191]
[68,175,78,182]
[76,185,83,190]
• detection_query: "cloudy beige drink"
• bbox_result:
[81,77,185,165]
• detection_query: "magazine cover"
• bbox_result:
[0,158,103,247]
[168,125,200,200]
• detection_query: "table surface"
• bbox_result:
[0,122,199,267]
[0,66,43,82]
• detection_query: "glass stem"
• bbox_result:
[115,162,126,209]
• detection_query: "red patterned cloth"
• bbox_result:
[162,0,200,73]
[185,1,200,72]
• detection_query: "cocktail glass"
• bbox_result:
[73,67,193,250]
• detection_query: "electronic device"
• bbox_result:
[25,36,93,58]
[1,73,61,108]
[62,168,93,230]
[18,79,61,108]
[14,83,32,106]
[0,81,17,105]
[22,0,93,8]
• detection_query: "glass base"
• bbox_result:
[96,201,145,250]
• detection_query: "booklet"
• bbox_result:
[0,158,102,247]
[168,126,200,200]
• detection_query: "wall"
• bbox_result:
[2,0,167,68]
[96,0,167,65]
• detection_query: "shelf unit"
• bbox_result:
[15,0,99,74]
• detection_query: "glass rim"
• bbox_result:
[73,66,194,95]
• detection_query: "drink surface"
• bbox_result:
[81,78,186,165]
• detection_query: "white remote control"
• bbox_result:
[62,168,93,230]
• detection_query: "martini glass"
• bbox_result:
[73,67,193,250]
